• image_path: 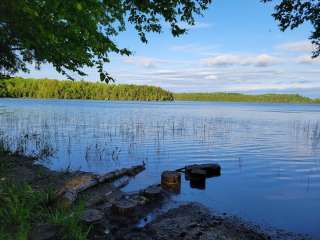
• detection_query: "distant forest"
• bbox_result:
[174,92,320,104]
[0,78,319,104]
[0,78,174,101]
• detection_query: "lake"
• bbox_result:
[0,99,319,238]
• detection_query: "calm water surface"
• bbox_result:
[0,99,319,238]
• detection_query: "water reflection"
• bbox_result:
[0,99,320,238]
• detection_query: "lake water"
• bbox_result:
[0,99,319,238]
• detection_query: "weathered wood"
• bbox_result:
[143,185,162,199]
[112,199,137,216]
[161,171,181,191]
[97,164,145,183]
[56,164,145,208]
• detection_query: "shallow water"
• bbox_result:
[0,99,319,238]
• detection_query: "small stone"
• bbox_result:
[81,209,104,223]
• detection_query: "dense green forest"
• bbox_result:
[1,78,319,104]
[0,78,174,101]
[174,92,320,104]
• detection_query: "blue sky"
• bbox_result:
[19,0,320,97]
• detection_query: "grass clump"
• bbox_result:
[0,182,89,240]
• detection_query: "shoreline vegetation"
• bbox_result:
[0,77,319,104]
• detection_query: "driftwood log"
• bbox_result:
[56,164,145,208]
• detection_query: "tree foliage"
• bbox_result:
[263,0,320,58]
[174,92,320,104]
[0,77,174,101]
[0,0,212,80]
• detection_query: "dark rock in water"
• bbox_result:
[200,163,221,177]
[186,163,221,177]
[189,168,206,181]
[81,209,104,224]
[29,223,63,240]
[112,199,137,216]
[188,168,206,189]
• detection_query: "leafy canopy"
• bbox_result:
[263,0,320,58]
[0,0,211,81]
[0,1,319,82]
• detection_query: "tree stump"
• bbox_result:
[143,185,162,199]
[112,199,137,216]
[161,171,181,192]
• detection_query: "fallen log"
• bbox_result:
[56,164,145,208]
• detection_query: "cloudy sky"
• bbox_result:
[19,0,320,97]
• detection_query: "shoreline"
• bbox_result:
[0,153,310,240]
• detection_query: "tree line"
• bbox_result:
[0,78,174,101]
[1,78,319,104]
[174,92,320,104]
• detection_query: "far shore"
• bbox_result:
[1,77,320,104]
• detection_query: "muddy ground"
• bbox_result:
[1,155,310,240]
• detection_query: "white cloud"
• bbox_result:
[122,56,167,68]
[295,55,320,64]
[277,41,314,52]
[202,54,280,67]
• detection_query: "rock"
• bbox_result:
[186,163,221,177]
[199,163,221,177]
[112,199,137,216]
[81,209,104,224]
[29,223,63,240]
[189,168,206,181]
[96,202,113,211]
[189,168,206,190]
